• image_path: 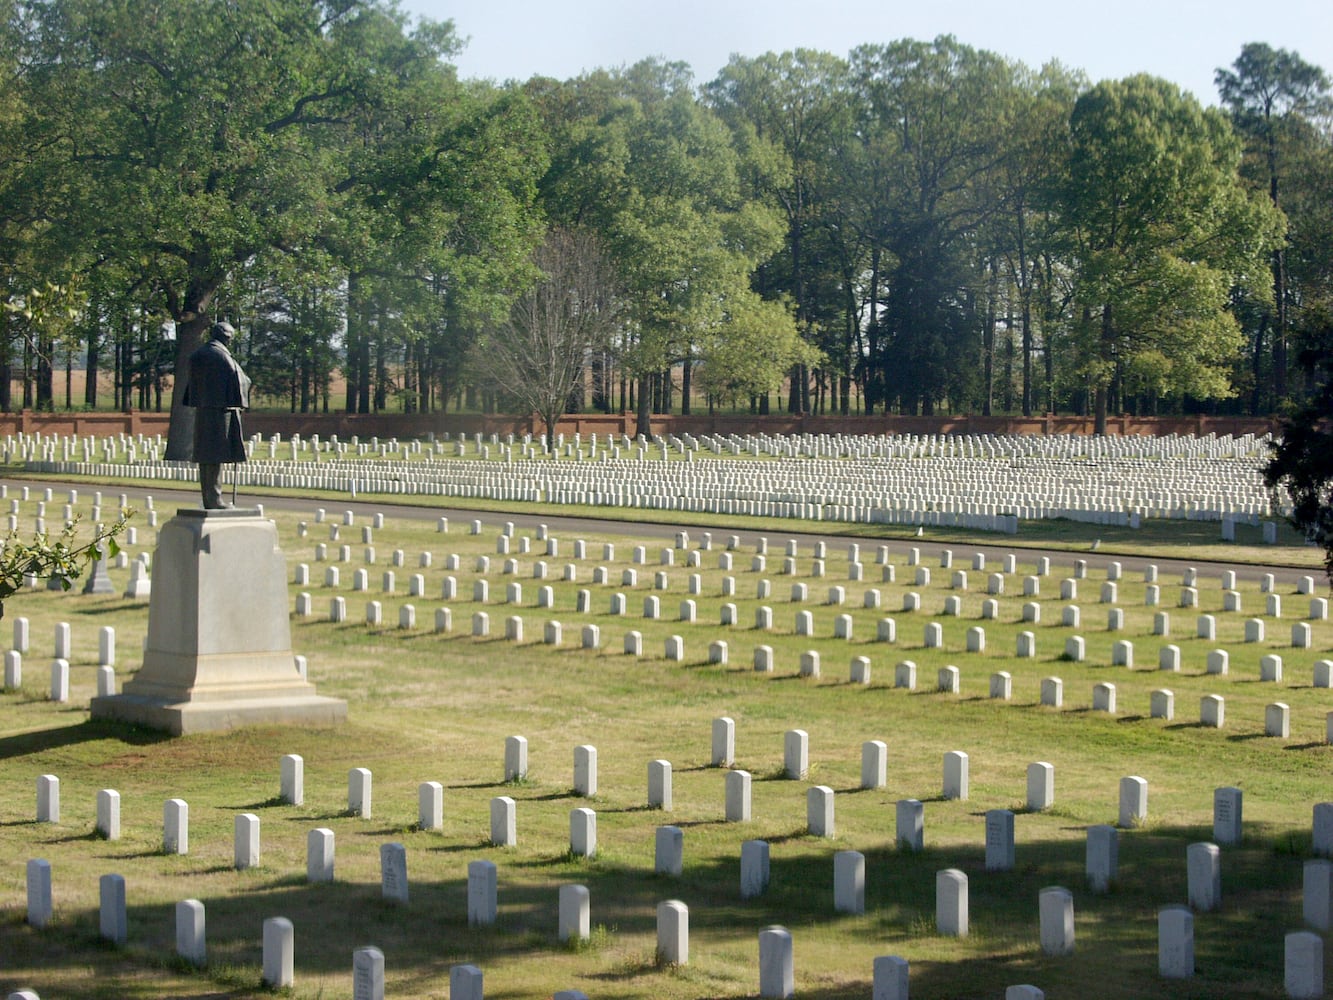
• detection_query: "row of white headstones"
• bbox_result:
[18,735,1333,999]
[7,497,1329,737]
[289,510,1331,746]
[18,426,1286,532]
[5,490,1327,997]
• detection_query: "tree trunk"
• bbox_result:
[1268,125,1288,404]
[373,326,387,412]
[36,332,53,410]
[356,335,371,414]
[344,333,358,413]
[163,266,222,460]
[113,322,123,412]
[543,411,557,453]
[1274,247,1288,401]
[138,321,148,410]
[1042,254,1059,414]
[22,336,32,409]
[591,353,608,412]
[1095,303,1113,435]
[344,281,361,413]
[84,315,99,409]
[566,360,585,414]
[981,312,991,416]
[635,373,651,438]
[842,275,856,416]
[1021,293,1033,417]
[0,308,10,412]
[1014,206,1034,417]
[1251,314,1268,415]
[1003,310,1014,414]
[1045,330,1055,415]
[865,246,882,415]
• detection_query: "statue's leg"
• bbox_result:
[200,464,223,508]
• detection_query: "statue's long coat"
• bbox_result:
[181,339,250,464]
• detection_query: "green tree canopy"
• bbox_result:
[11,0,542,443]
[1059,75,1286,432]
[848,37,1020,415]
[1217,43,1333,408]
[2,16,1328,425]
[1265,316,1333,580]
[707,49,853,413]
[532,59,795,434]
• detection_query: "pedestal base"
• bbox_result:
[91,508,346,735]
[92,692,347,736]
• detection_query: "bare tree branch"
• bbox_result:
[471,228,622,449]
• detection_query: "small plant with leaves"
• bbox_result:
[0,511,132,618]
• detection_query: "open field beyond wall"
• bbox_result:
[0,480,1332,999]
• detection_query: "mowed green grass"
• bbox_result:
[0,496,1330,999]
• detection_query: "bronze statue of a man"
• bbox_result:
[181,321,251,509]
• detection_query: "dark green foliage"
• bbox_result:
[1265,317,1333,580]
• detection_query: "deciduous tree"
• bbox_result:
[13,0,541,443]
[1265,316,1333,579]
[691,293,819,410]
[1217,43,1332,405]
[707,50,852,414]
[470,227,620,448]
[849,37,1018,415]
[1058,75,1285,433]
[533,60,792,435]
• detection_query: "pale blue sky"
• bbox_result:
[399,0,1333,105]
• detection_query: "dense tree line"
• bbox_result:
[0,0,1328,439]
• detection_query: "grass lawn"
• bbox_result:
[0,488,1330,999]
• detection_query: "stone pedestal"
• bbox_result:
[91,509,346,734]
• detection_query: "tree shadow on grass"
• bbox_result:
[5,810,1311,998]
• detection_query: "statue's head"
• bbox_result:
[210,321,236,343]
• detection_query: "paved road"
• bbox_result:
[7,475,1324,589]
